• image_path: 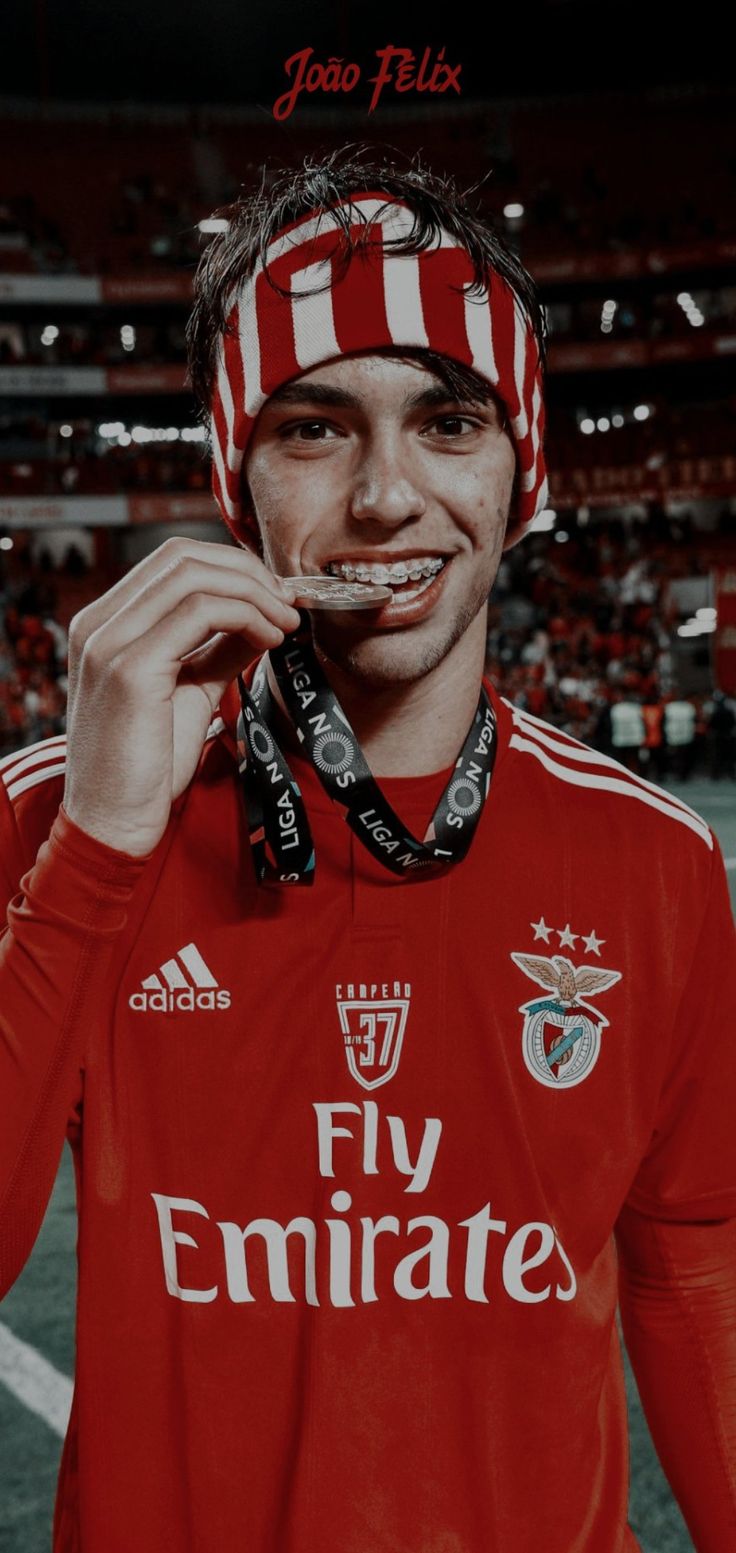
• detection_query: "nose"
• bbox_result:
[348,437,426,528]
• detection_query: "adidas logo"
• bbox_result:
[129,942,232,1012]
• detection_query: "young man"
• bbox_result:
[1,157,735,1552]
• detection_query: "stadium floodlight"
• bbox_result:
[678,617,716,636]
[554,531,569,544]
[633,404,650,421]
[503,203,524,219]
[198,218,229,233]
[696,607,717,620]
[59,425,73,438]
[0,536,13,552]
[40,325,59,346]
[677,289,706,328]
[580,418,595,435]
[596,417,611,432]
[600,300,616,333]
[612,413,624,428]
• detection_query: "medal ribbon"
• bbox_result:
[236,611,497,885]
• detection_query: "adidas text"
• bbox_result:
[129,988,232,1013]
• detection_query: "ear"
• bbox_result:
[222,514,261,550]
[223,480,264,557]
[220,511,255,549]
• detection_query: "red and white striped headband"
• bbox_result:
[210,193,547,548]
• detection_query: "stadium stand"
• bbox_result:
[0,88,734,757]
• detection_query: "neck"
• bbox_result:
[266,619,487,777]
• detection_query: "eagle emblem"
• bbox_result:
[511,953,622,1090]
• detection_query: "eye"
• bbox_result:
[279,419,341,442]
[424,414,482,437]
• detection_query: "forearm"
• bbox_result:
[616,1203,736,1552]
[0,807,149,1297]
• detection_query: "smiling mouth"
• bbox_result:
[323,556,447,602]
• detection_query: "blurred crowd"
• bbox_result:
[1,125,734,278]
[486,515,736,782]
[0,288,733,371]
[2,402,735,503]
[0,316,188,368]
[0,424,209,497]
[0,553,70,755]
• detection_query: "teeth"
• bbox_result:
[326,557,444,583]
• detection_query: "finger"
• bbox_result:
[70,536,296,650]
[89,594,295,700]
[83,562,301,667]
[177,631,272,710]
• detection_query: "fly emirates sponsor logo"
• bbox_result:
[151,1102,577,1309]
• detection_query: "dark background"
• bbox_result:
[3,0,732,108]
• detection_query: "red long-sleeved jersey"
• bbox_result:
[1,675,735,1552]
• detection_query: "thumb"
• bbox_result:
[178,630,264,713]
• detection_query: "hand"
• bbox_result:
[63,535,300,856]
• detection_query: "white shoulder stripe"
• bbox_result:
[509,733,713,849]
[510,707,705,826]
[0,735,66,777]
[1,741,68,789]
[6,762,67,803]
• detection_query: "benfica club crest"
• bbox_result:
[511,954,622,1089]
[335,983,412,1091]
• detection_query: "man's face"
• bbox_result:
[243,353,516,688]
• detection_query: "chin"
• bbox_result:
[312,597,484,690]
[322,640,443,689]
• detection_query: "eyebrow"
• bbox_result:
[265,381,491,412]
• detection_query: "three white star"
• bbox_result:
[529,919,605,956]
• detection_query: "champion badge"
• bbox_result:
[335,981,412,1090]
[511,953,621,1089]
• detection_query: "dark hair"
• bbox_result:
[186,146,547,432]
